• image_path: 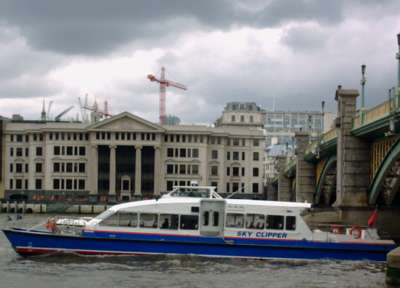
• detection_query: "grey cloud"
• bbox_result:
[0,0,351,55]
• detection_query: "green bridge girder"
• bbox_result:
[314,156,336,204]
[369,137,400,205]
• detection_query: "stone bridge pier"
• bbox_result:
[335,88,370,207]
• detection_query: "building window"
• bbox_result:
[233,151,239,161]
[9,163,13,173]
[16,135,23,142]
[252,183,259,193]
[211,166,218,176]
[250,116,254,123]
[253,167,259,177]
[10,147,13,157]
[211,181,218,191]
[231,115,236,122]
[25,148,29,157]
[166,164,174,175]
[54,146,60,155]
[78,179,85,190]
[66,179,73,190]
[211,150,218,159]
[166,181,174,191]
[232,167,240,177]
[253,152,259,161]
[79,146,86,156]
[16,179,22,189]
[253,139,259,147]
[192,165,199,175]
[53,179,60,190]
[9,179,13,189]
[240,115,244,122]
[79,163,85,173]
[167,148,174,157]
[15,163,23,173]
[66,146,73,155]
[179,164,186,175]
[36,163,42,173]
[227,151,230,161]
[35,179,42,190]
[36,147,43,156]
[232,182,239,193]
[226,167,230,176]
[16,148,23,157]
[241,167,245,176]
[66,163,73,173]
[53,162,60,173]
[180,148,186,158]
[226,182,230,193]
[233,139,239,146]
[192,148,199,158]
[25,163,29,173]
[242,152,245,161]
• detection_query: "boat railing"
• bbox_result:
[29,216,93,235]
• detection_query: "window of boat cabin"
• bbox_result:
[203,211,209,226]
[266,215,284,230]
[140,213,159,228]
[180,215,198,230]
[226,213,244,228]
[99,211,138,227]
[171,187,210,198]
[160,214,179,230]
[213,211,219,226]
[285,216,296,231]
[246,214,265,229]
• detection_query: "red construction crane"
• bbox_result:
[147,67,187,125]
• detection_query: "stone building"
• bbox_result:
[0,112,265,202]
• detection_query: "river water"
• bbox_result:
[0,214,388,288]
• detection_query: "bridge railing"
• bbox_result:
[321,128,337,143]
[353,98,397,129]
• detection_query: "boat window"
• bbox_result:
[119,212,138,227]
[180,215,198,230]
[266,215,284,230]
[99,212,119,226]
[203,211,209,226]
[160,214,179,230]
[246,214,265,230]
[213,211,219,227]
[285,216,296,231]
[171,187,210,198]
[226,213,244,228]
[140,213,159,228]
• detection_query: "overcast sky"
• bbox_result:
[0,0,399,124]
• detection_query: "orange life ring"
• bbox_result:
[350,225,362,239]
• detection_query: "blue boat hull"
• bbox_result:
[2,228,396,261]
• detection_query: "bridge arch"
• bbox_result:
[314,156,337,206]
[369,138,400,205]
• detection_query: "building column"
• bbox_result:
[154,146,161,196]
[28,141,35,190]
[335,88,369,207]
[89,145,98,196]
[134,145,142,196]
[109,145,116,200]
[295,132,315,203]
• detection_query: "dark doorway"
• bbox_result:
[116,146,135,198]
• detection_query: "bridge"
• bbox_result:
[270,87,400,239]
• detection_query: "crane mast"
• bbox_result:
[147,67,187,125]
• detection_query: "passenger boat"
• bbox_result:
[2,186,397,261]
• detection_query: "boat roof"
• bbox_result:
[109,197,311,212]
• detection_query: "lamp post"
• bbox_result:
[360,64,366,124]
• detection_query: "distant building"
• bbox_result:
[215,102,266,128]
[1,111,265,202]
[265,110,324,133]
[164,115,181,126]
